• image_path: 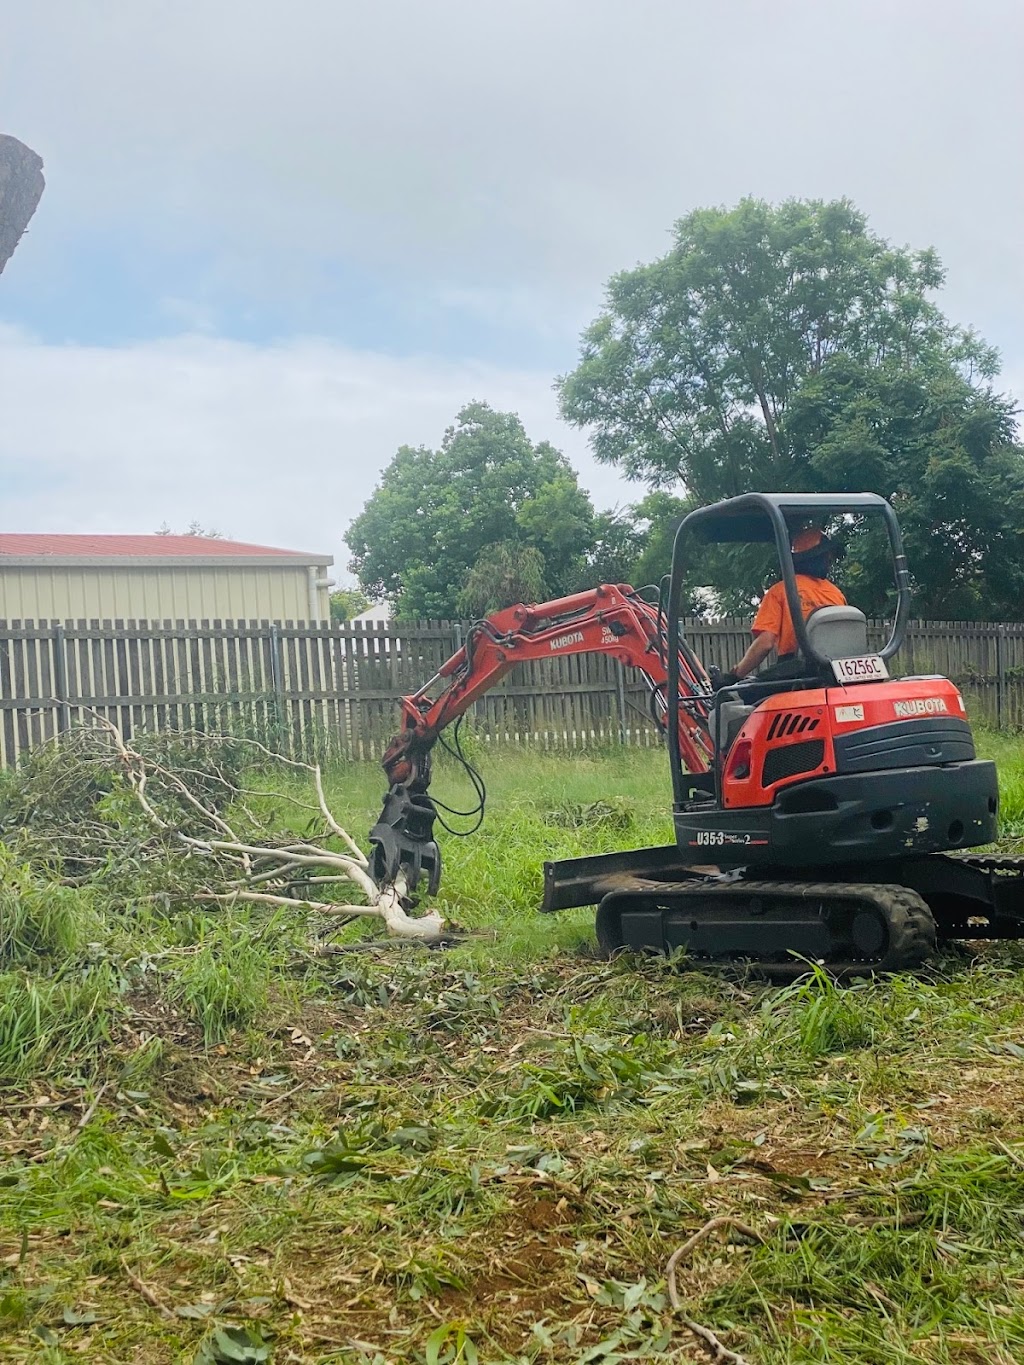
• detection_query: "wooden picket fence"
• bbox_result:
[0,616,1022,767]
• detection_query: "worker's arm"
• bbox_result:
[717,582,784,684]
[733,630,778,679]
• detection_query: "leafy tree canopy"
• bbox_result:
[458,542,547,618]
[346,402,596,619]
[559,197,1024,620]
[156,521,226,539]
[577,509,648,591]
[329,587,371,622]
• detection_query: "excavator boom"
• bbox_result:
[370,584,714,896]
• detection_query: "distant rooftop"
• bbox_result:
[0,534,323,559]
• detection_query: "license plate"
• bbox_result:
[832,654,889,684]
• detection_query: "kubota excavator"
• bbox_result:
[368,492,1024,974]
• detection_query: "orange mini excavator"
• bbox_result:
[368,493,1022,974]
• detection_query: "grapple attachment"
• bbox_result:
[368,784,442,897]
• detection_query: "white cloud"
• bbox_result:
[3,0,1022,350]
[2,0,1022,592]
[0,327,635,576]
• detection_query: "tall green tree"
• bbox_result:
[564,509,644,590]
[346,402,596,619]
[458,542,547,618]
[329,587,371,621]
[559,198,1024,619]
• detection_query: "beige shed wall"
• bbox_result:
[0,565,331,622]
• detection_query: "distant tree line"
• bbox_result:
[347,198,1024,622]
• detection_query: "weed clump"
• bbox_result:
[0,852,101,965]
[170,922,273,1045]
[765,964,883,1056]
[0,964,119,1080]
[545,797,636,832]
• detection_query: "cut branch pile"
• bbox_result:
[0,715,445,942]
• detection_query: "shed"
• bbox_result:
[351,603,391,625]
[0,535,335,622]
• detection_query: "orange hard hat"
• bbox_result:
[791,527,827,555]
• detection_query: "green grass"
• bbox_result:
[2,737,1024,1361]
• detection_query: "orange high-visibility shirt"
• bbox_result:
[752,576,847,657]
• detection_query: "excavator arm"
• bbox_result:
[368,584,715,898]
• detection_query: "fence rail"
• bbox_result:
[0,616,1022,767]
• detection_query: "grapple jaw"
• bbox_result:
[368,784,442,899]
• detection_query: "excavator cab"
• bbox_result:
[706,599,868,765]
[672,493,907,775]
[664,493,996,869]
[678,496,895,814]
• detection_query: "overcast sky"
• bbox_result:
[1,0,1021,583]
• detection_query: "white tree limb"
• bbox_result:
[211,734,370,867]
[71,710,445,942]
[198,891,376,917]
[198,878,445,941]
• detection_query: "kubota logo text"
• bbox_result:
[550,630,585,651]
[893,697,948,717]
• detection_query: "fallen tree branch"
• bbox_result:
[843,1209,926,1229]
[198,890,368,914]
[214,734,370,867]
[678,1317,753,1365]
[81,706,254,870]
[76,1082,110,1131]
[666,1216,764,1365]
[121,1260,174,1321]
[69,711,445,941]
[994,1138,1024,1171]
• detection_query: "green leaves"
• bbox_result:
[423,1321,478,1365]
[194,1325,270,1364]
[345,402,596,618]
[560,195,1024,620]
[300,1120,430,1182]
[457,541,546,619]
[328,586,371,621]
[61,1307,100,1326]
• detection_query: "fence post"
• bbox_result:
[268,623,285,739]
[52,623,71,735]
[904,620,916,677]
[996,625,1005,731]
[616,662,628,746]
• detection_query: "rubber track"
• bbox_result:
[599,879,937,976]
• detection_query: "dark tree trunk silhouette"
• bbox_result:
[0,135,44,277]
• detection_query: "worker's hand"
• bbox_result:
[712,670,740,691]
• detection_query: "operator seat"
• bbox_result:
[803,605,869,662]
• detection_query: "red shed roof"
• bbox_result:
[0,534,320,560]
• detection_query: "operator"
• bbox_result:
[716,527,846,687]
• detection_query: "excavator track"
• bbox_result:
[595,879,937,978]
[951,853,1024,875]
